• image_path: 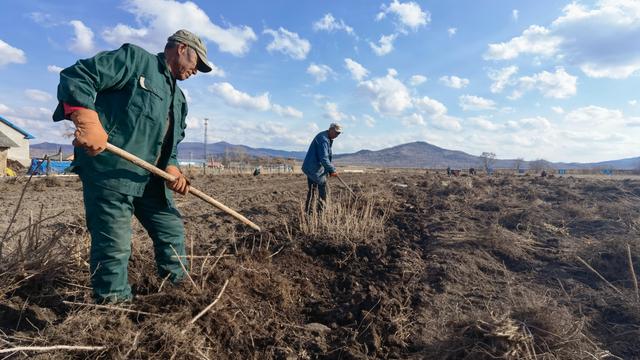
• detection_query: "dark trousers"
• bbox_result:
[305,177,327,214]
[82,179,187,303]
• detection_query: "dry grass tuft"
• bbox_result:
[297,192,389,243]
[444,291,615,360]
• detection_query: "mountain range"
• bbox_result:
[30,141,640,170]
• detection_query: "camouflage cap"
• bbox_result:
[167,29,212,73]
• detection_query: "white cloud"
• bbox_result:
[69,20,95,54]
[272,104,303,119]
[363,115,376,127]
[102,0,257,56]
[28,12,55,26]
[307,63,333,82]
[439,75,470,89]
[344,58,369,81]
[0,103,12,114]
[47,65,63,73]
[25,89,53,102]
[313,13,355,36]
[552,1,640,78]
[413,96,462,131]
[459,95,496,111]
[203,62,225,77]
[630,100,638,107]
[308,122,321,133]
[414,96,446,117]
[358,68,412,116]
[488,66,518,93]
[208,82,302,119]
[102,24,148,45]
[448,27,457,37]
[564,105,624,126]
[507,116,552,130]
[469,116,502,131]
[324,102,347,121]
[209,82,270,111]
[402,113,426,127]
[484,25,562,60]
[264,27,310,60]
[369,34,397,56]
[194,119,309,148]
[409,75,427,86]
[512,67,577,99]
[0,39,26,67]
[513,9,519,21]
[432,115,462,131]
[486,1,640,79]
[552,106,565,114]
[377,0,430,32]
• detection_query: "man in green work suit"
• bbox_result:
[52,30,212,303]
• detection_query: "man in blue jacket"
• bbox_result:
[302,123,342,213]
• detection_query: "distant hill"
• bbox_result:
[30,141,306,161]
[334,141,480,168]
[30,140,640,170]
[176,142,306,160]
[30,142,74,159]
[334,141,640,170]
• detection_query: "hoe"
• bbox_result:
[105,143,261,232]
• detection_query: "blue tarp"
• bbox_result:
[28,159,72,175]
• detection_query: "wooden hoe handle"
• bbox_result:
[105,143,261,232]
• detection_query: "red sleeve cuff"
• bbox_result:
[63,103,87,118]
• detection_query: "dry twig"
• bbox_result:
[576,256,623,295]
[170,244,199,292]
[187,279,230,327]
[0,345,106,354]
[62,301,159,317]
[627,244,639,302]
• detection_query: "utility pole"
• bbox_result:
[203,118,208,174]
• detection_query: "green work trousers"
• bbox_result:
[82,178,187,303]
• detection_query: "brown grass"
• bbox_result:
[297,192,389,243]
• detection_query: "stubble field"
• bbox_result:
[1,171,639,359]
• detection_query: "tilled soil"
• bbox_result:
[1,171,639,359]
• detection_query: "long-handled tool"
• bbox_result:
[105,143,261,232]
[335,174,356,197]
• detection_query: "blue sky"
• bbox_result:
[1,0,639,162]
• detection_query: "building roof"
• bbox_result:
[0,114,35,140]
[0,130,19,148]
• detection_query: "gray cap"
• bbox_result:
[330,123,343,133]
[167,29,212,73]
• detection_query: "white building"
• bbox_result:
[0,115,35,166]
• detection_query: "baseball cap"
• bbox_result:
[167,29,213,73]
[330,123,343,133]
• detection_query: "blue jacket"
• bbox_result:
[302,130,335,181]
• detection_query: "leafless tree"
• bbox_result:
[529,159,548,172]
[480,152,496,173]
[514,157,524,172]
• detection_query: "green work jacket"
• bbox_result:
[53,44,188,198]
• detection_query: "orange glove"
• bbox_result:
[330,172,338,177]
[166,165,189,195]
[70,108,108,156]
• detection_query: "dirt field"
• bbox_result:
[1,171,639,359]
